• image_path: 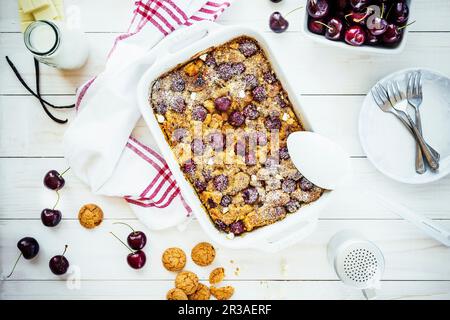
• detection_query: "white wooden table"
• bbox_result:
[1,0,450,300]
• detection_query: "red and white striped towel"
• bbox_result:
[64,0,233,230]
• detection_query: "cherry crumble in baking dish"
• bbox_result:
[150,36,323,236]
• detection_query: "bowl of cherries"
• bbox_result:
[303,0,412,53]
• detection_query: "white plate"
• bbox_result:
[359,68,450,184]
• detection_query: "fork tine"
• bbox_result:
[386,82,397,105]
[418,71,423,97]
[371,88,383,107]
[407,73,413,98]
[395,81,404,100]
[376,83,389,104]
[412,71,418,96]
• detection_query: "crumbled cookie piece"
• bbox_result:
[162,247,186,272]
[188,283,211,300]
[210,286,234,300]
[209,267,225,284]
[166,288,188,300]
[175,271,199,295]
[191,242,216,266]
[78,204,103,229]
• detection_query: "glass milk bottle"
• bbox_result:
[24,20,89,70]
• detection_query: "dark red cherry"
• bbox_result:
[270,0,283,3]
[18,237,40,259]
[127,250,146,269]
[382,23,402,45]
[366,32,381,45]
[6,237,40,278]
[229,220,245,235]
[128,231,147,251]
[325,17,343,41]
[350,0,369,11]
[269,12,289,33]
[390,1,409,25]
[306,0,330,19]
[43,170,66,190]
[49,245,69,275]
[308,19,326,35]
[41,209,62,227]
[113,222,147,251]
[345,25,367,46]
[367,15,388,36]
[345,11,368,26]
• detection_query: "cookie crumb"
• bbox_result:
[78,204,103,229]
[166,288,188,300]
[191,242,216,266]
[234,267,240,276]
[209,267,225,284]
[175,271,199,295]
[188,283,210,300]
[162,247,186,272]
[210,286,234,300]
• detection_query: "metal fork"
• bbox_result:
[386,81,439,171]
[406,72,426,174]
[407,71,441,162]
[371,84,439,171]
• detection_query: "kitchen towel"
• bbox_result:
[63,0,233,229]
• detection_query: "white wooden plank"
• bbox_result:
[1,158,449,220]
[2,32,450,95]
[1,220,449,281]
[1,0,449,33]
[1,280,449,300]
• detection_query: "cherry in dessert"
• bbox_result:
[269,12,289,33]
[41,190,63,227]
[49,245,70,275]
[113,222,147,250]
[324,18,343,41]
[127,250,147,269]
[308,19,326,35]
[390,1,409,25]
[6,237,40,278]
[350,0,369,11]
[306,0,329,19]
[345,25,367,46]
[110,232,147,269]
[382,23,402,45]
[43,168,70,191]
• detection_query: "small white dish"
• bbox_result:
[301,0,412,55]
[287,131,351,190]
[359,68,450,184]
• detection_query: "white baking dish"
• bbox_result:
[137,21,334,252]
[302,0,412,54]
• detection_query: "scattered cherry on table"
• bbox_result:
[5,237,40,278]
[49,245,70,275]
[110,231,147,269]
[41,190,62,227]
[113,222,147,250]
[43,168,70,191]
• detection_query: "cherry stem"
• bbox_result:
[285,6,303,18]
[380,3,385,19]
[313,20,333,32]
[110,232,133,253]
[398,20,416,30]
[113,222,136,233]
[61,245,68,257]
[52,191,60,210]
[385,3,394,20]
[6,252,22,278]
[59,167,70,177]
